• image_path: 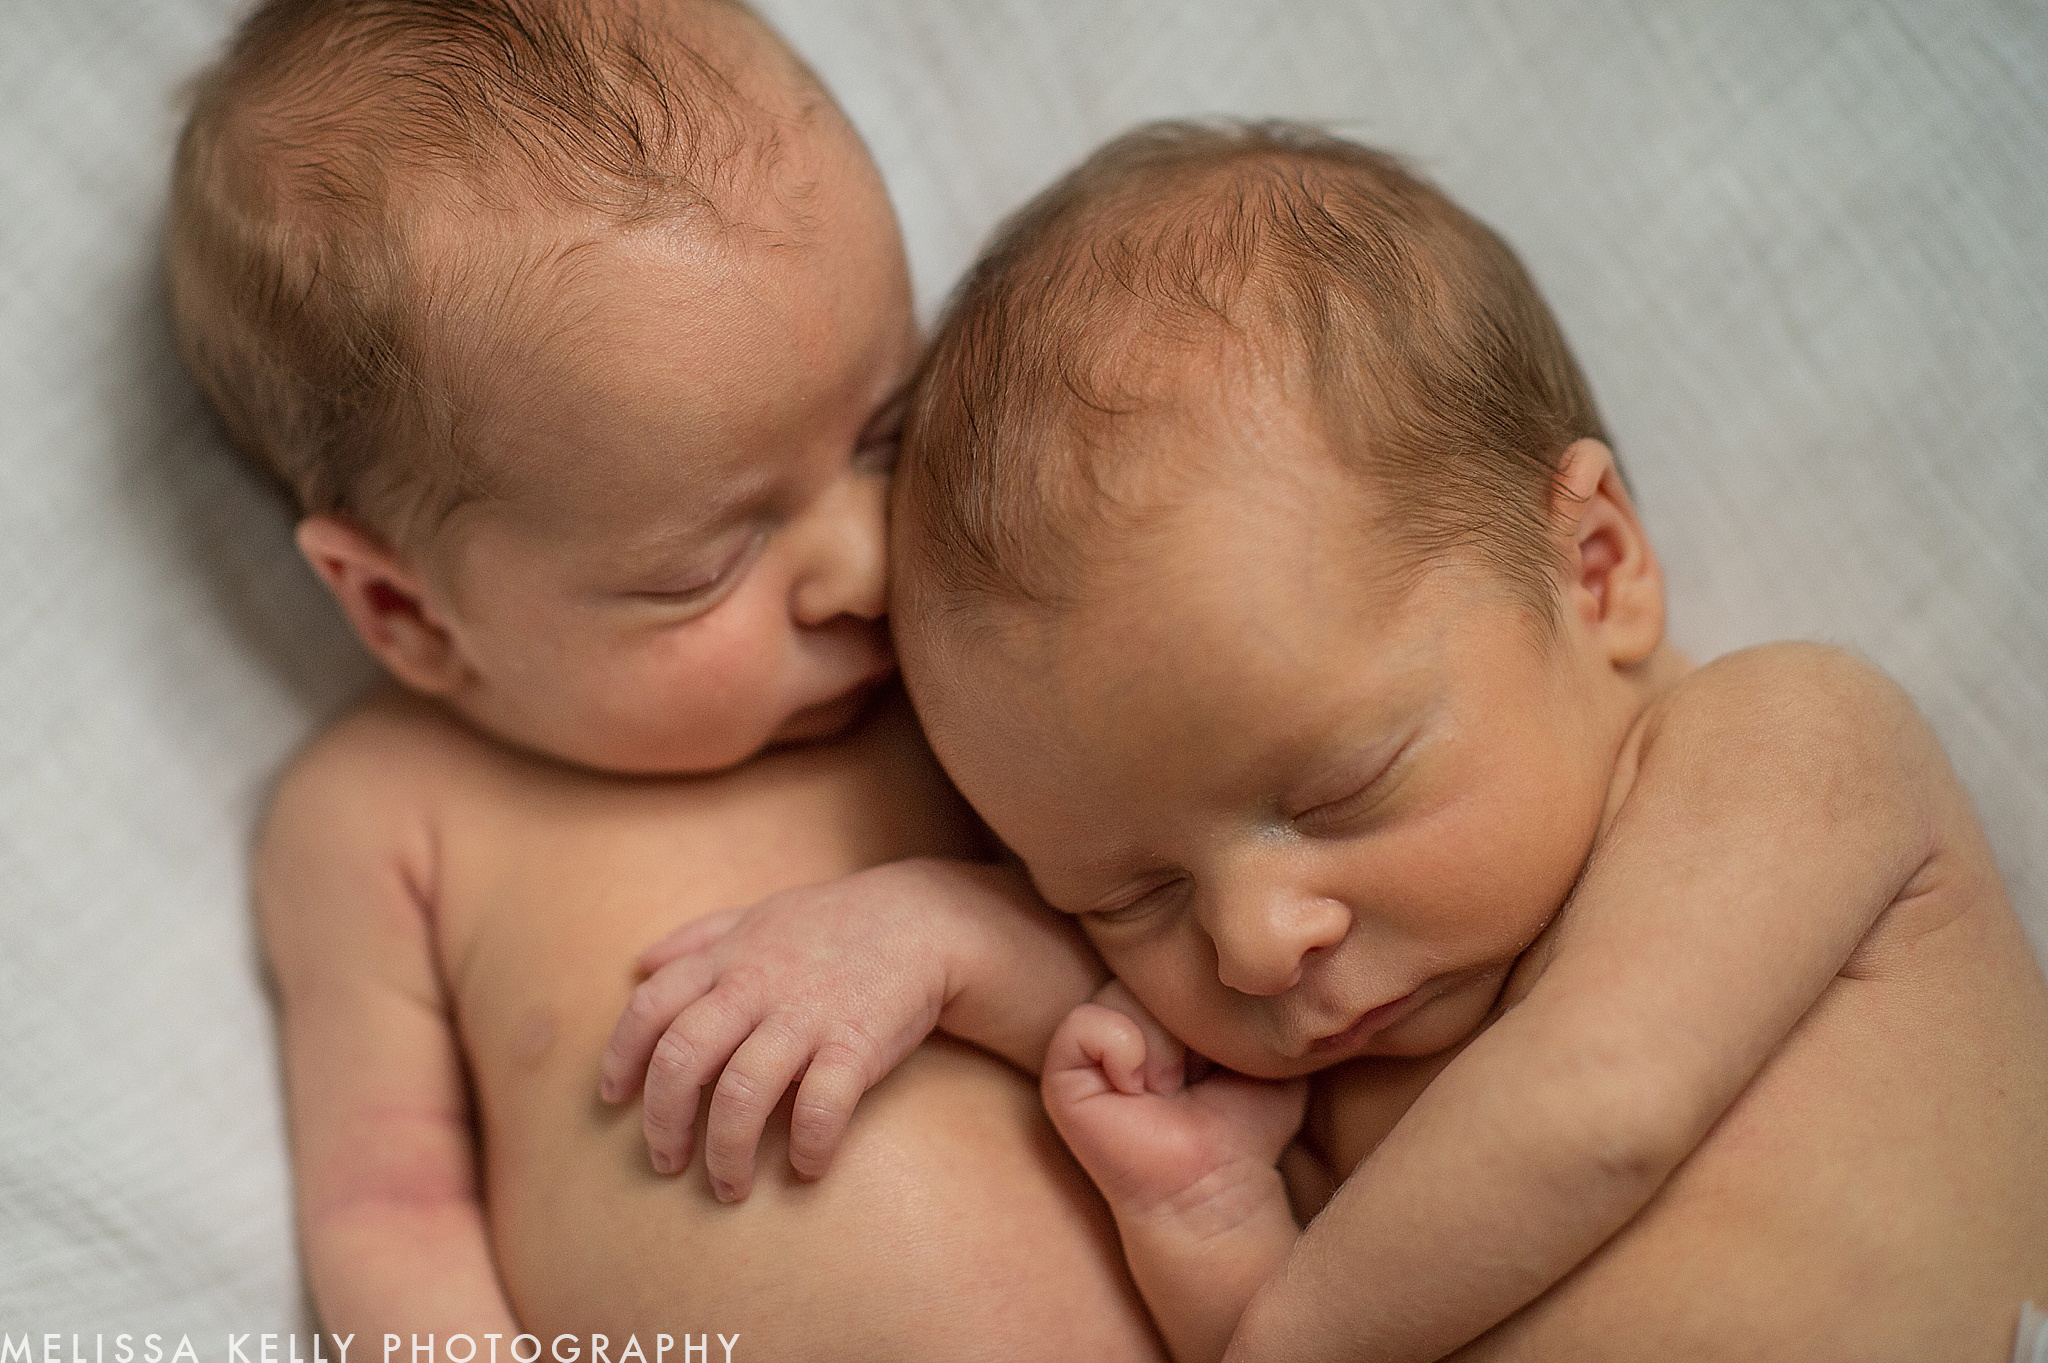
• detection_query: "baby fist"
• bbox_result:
[1042,982,1306,1220]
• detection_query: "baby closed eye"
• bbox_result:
[1289,736,1417,838]
[1087,875,1190,929]
[620,528,766,612]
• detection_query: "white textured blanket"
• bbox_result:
[2,0,2043,1335]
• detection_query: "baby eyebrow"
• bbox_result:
[608,464,776,552]
[1276,727,1413,819]
[608,531,721,577]
[600,520,747,584]
[1023,848,1151,917]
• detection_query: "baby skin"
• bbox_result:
[242,9,1161,1355]
[614,417,2048,1359]
[608,332,2048,1357]
[999,427,2048,1363]
[266,689,1162,1355]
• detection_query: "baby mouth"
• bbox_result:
[774,664,897,743]
[1304,986,1427,1057]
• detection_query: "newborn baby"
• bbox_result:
[167,0,1161,1356]
[609,123,2048,1361]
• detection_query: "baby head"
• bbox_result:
[897,121,1681,1077]
[169,0,910,773]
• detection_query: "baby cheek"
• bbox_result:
[1399,859,1548,968]
[650,597,793,727]
[1102,934,1234,1057]
[1392,744,1582,916]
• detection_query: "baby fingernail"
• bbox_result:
[711,1179,737,1202]
[650,1151,673,1175]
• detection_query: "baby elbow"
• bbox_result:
[1565,1071,1703,1204]
[1579,1118,1684,1202]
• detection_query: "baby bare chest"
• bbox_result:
[418,712,981,1171]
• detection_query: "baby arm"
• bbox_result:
[1227,643,1946,1362]
[599,857,1108,1199]
[1043,983,1307,1363]
[256,735,518,1338]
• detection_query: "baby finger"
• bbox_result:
[641,986,761,1175]
[785,1033,877,1181]
[637,905,747,973]
[1091,981,1185,1094]
[601,951,719,1103]
[1190,1071,1310,1163]
[703,1015,817,1202]
[1056,1002,1151,1099]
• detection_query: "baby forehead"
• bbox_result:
[932,539,1419,749]
[1047,353,1405,588]
[443,196,901,443]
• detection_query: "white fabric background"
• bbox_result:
[2,0,2043,1336]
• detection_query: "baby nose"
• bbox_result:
[1205,885,1351,997]
[791,468,888,627]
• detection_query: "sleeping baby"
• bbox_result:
[166,0,1164,1357]
[605,123,2048,1360]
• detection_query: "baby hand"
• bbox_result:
[599,861,964,1201]
[1043,982,1307,1231]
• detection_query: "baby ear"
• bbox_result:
[295,515,473,697]
[1551,440,1665,667]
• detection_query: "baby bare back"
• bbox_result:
[1312,705,2048,1361]
[259,691,1162,1361]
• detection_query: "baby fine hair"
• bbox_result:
[900,118,1614,626]
[166,0,789,545]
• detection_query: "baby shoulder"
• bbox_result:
[263,689,469,844]
[1635,642,1947,815]
[1649,642,1922,744]
[1634,643,2005,953]
[255,691,475,983]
